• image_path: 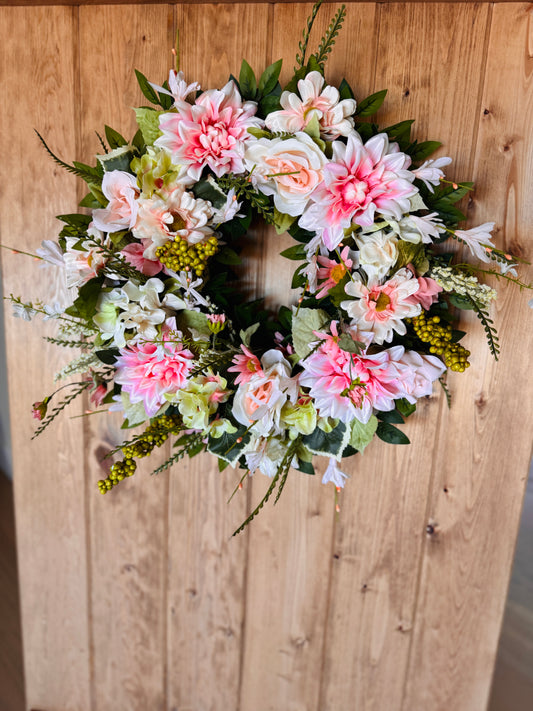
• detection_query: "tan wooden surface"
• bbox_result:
[0,3,532,711]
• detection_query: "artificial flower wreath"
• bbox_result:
[10,2,531,534]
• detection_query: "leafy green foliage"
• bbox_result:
[376,421,410,445]
[356,89,387,117]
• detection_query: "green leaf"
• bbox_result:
[134,107,162,146]
[104,125,128,149]
[448,294,476,310]
[57,213,92,228]
[327,273,350,307]
[218,458,229,472]
[306,54,323,75]
[302,422,349,459]
[259,93,282,116]
[395,241,429,275]
[396,398,416,418]
[66,277,104,320]
[131,128,146,154]
[258,59,282,97]
[78,192,100,209]
[239,59,257,100]
[408,140,442,163]
[280,244,307,261]
[349,415,378,454]
[356,89,387,117]
[207,424,251,465]
[176,309,211,337]
[192,178,227,209]
[95,348,119,365]
[291,307,328,359]
[239,322,260,347]
[295,458,315,476]
[303,112,321,141]
[273,208,296,235]
[291,265,307,289]
[338,333,364,354]
[339,78,355,101]
[376,421,410,445]
[377,409,404,424]
[215,246,242,265]
[97,146,136,174]
[135,69,161,106]
[384,119,414,149]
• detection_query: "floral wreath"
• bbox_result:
[9,2,531,535]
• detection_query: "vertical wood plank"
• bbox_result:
[402,5,533,710]
[0,7,92,710]
[164,5,270,711]
[78,5,174,710]
[320,4,492,710]
[238,5,377,711]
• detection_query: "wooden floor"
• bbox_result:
[0,467,531,711]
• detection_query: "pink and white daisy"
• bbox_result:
[92,170,139,233]
[316,246,355,298]
[299,323,411,424]
[155,81,262,181]
[341,268,421,344]
[228,345,263,385]
[265,71,357,140]
[114,320,195,418]
[299,132,417,250]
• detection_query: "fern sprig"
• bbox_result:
[315,4,346,70]
[44,336,92,349]
[295,1,323,70]
[150,433,205,475]
[468,296,500,360]
[232,438,299,536]
[32,381,91,439]
[35,131,99,184]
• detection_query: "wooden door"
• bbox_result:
[1,2,532,710]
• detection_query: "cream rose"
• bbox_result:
[244,132,327,216]
[355,229,399,281]
[232,350,298,437]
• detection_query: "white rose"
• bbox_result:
[355,229,398,281]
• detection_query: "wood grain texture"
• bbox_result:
[78,5,173,710]
[0,6,92,710]
[402,4,533,711]
[2,3,532,711]
[239,6,378,710]
[165,6,270,711]
[320,4,492,710]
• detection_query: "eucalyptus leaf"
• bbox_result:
[291,307,328,359]
[349,415,378,454]
[376,421,410,445]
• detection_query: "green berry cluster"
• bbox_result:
[155,235,218,276]
[410,312,470,373]
[97,415,182,494]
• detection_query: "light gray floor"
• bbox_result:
[489,461,533,710]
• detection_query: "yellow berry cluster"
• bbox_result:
[443,342,471,372]
[97,415,181,494]
[409,312,470,373]
[155,235,218,276]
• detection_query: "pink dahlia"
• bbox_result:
[299,132,417,250]
[114,323,194,417]
[155,81,262,181]
[299,323,410,424]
